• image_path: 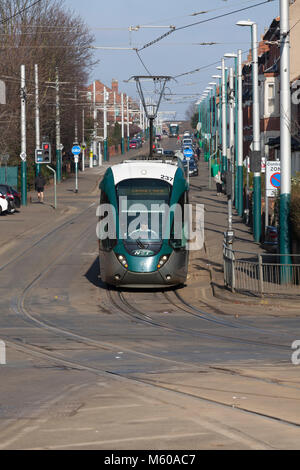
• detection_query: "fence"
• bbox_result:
[223,245,300,296]
[0,166,18,188]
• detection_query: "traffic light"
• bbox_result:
[35,143,51,164]
[42,142,51,163]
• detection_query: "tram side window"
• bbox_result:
[99,190,117,251]
[169,192,187,249]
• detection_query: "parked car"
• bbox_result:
[187,158,199,176]
[262,226,278,253]
[0,192,8,215]
[182,157,198,177]
[129,139,138,149]
[0,184,17,213]
[163,150,175,157]
[136,137,143,147]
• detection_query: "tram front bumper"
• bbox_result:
[100,251,188,288]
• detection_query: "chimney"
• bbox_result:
[112,79,118,94]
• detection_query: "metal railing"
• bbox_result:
[223,245,300,296]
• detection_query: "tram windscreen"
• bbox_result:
[117,178,171,242]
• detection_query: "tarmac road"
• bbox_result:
[0,139,300,450]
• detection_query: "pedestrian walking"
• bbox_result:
[35,172,46,203]
[214,170,223,196]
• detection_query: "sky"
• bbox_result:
[63,0,279,120]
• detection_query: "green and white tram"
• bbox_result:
[98,158,189,288]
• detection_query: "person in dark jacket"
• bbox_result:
[35,173,46,203]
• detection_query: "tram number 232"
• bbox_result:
[161,175,173,182]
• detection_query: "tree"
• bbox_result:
[0,0,96,185]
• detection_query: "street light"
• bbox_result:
[279,0,292,265]
[212,75,222,165]
[237,19,261,242]
[225,53,239,211]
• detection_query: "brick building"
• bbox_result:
[86,79,140,128]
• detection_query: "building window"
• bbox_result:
[268,83,275,114]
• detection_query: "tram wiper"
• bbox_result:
[136,239,148,249]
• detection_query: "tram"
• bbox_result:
[98,157,189,288]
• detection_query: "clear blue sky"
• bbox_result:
[64,0,279,120]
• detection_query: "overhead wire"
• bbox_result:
[137,0,275,52]
[0,0,43,25]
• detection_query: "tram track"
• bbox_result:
[0,201,96,272]
[5,222,300,428]
[2,174,300,439]
[114,289,290,351]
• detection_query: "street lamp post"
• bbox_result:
[212,74,222,166]
[224,53,238,207]
[221,59,227,176]
[279,0,292,263]
[237,20,261,243]
[237,49,244,217]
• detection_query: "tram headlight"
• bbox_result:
[116,254,128,269]
[157,255,169,269]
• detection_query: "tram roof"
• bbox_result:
[111,159,180,186]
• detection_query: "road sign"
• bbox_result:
[20,152,26,162]
[271,172,281,188]
[72,144,81,155]
[183,148,193,159]
[74,155,79,163]
[266,161,281,197]
[35,149,43,163]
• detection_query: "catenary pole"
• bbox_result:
[237,49,244,217]
[121,93,125,154]
[35,64,40,176]
[279,0,292,263]
[56,68,62,182]
[20,65,27,206]
[252,22,262,243]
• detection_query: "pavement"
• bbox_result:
[182,155,300,315]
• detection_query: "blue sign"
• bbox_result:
[72,145,81,156]
[183,148,193,159]
[270,172,281,188]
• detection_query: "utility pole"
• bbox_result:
[82,108,85,172]
[126,95,130,151]
[35,64,41,176]
[221,58,227,176]
[92,80,97,168]
[252,22,262,243]
[74,86,78,143]
[114,91,116,124]
[237,49,244,217]
[56,68,62,183]
[280,0,292,261]
[121,93,125,154]
[103,86,108,162]
[20,64,27,206]
[229,67,235,203]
